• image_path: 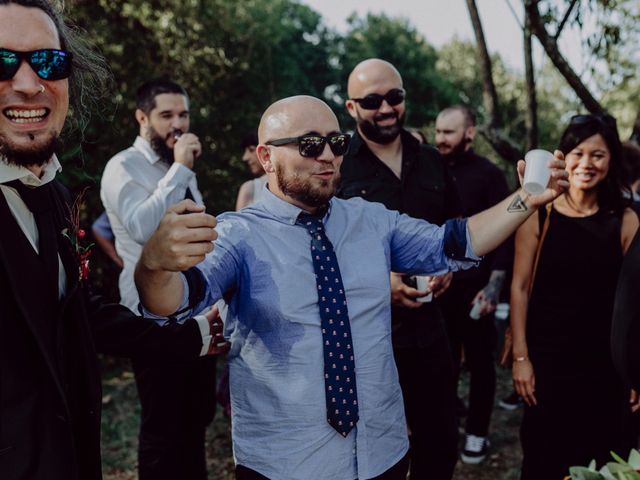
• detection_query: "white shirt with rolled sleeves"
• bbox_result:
[100,136,204,312]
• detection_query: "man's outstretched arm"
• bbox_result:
[135,200,217,316]
[467,152,569,257]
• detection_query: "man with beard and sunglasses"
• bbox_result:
[338,58,462,479]
[133,94,568,480]
[100,80,219,480]
[435,105,512,464]
[0,2,226,480]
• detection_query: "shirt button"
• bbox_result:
[360,189,366,195]
[352,448,356,454]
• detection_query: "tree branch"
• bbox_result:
[554,0,579,40]
[525,0,605,115]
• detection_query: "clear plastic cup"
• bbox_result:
[523,149,553,195]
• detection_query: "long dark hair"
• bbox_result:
[0,0,110,135]
[558,114,630,214]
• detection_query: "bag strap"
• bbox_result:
[529,202,553,295]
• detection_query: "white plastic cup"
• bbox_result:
[523,149,553,195]
[414,276,433,303]
[469,300,483,320]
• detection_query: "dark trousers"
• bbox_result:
[132,354,218,480]
[442,281,497,437]
[236,454,410,479]
[394,338,458,480]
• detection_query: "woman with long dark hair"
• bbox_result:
[510,114,639,479]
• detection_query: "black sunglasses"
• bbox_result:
[0,48,73,81]
[569,113,617,130]
[350,88,405,110]
[266,133,351,158]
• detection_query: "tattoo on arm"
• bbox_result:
[507,194,528,213]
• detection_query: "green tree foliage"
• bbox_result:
[65,0,335,214]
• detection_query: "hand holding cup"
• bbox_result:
[517,149,569,207]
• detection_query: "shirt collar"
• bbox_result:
[260,185,332,225]
[0,154,62,187]
[349,128,418,157]
[133,136,162,164]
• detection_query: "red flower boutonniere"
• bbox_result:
[61,188,94,283]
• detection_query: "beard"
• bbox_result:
[0,131,59,168]
[148,126,175,165]
[437,137,468,161]
[357,110,404,145]
[275,163,338,209]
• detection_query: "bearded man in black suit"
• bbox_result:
[0,2,226,479]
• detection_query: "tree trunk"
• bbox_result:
[631,113,640,143]
[524,7,538,150]
[466,0,523,163]
[465,0,500,128]
[525,0,606,115]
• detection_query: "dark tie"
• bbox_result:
[4,180,59,297]
[184,187,194,201]
[297,212,359,437]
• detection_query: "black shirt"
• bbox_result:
[444,148,512,281]
[338,129,462,348]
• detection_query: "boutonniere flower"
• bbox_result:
[61,188,94,283]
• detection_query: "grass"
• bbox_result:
[101,357,523,480]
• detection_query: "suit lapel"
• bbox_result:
[0,189,67,400]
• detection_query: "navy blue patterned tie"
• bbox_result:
[297,212,359,437]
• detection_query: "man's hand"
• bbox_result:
[390,272,427,309]
[139,199,217,273]
[470,269,506,317]
[204,305,230,355]
[174,133,202,169]
[429,272,453,298]
[517,150,569,207]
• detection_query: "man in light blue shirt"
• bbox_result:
[135,96,569,480]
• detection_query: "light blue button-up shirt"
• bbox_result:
[179,189,479,480]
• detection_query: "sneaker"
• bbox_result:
[461,434,490,464]
[498,391,524,411]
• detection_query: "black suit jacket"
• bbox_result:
[0,180,204,480]
[611,229,640,390]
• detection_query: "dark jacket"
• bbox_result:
[611,229,640,390]
[0,180,203,480]
[339,130,461,348]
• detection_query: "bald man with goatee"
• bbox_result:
[339,59,462,479]
[135,95,568,480]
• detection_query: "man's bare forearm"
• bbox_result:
[468,190,534,257]
[134,262,184,316]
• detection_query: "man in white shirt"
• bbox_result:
[100,80,217,480]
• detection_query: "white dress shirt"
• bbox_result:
[100,136,204,312]
[0,155,67,298]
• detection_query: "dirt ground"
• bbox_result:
[101,357,524,480]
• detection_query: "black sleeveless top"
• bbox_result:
[527,205,622,374]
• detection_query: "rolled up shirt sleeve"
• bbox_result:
[389,211,481,276]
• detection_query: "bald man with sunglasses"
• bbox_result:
[339,59,462,479]
[135,94,569,480]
